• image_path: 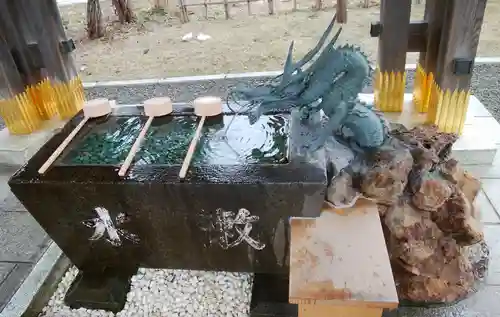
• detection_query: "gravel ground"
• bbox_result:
[33,264,500,317]
[470,64,500,121]
[40,266,253,317]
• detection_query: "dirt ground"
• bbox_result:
[60,0,500,81]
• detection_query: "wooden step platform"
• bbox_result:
[289,199,398,317]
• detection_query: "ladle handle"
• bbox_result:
[119,116,154,177]
[38,116,89,175]
[179,115,206,180]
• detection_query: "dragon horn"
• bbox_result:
[324,27,343,52]
[292,14,338,71]
[281,41,295,85]
[300,26,343,76]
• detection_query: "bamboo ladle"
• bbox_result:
[118,97,173,177]
[38,98,112,175]
[179,96,223,180]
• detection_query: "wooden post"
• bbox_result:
[223,0,230,19]
[314,0,322,10]
[426,0,487,134]
[167,0,178,13]
[268,0,274,15]
[203,0,208,19]
[247,0,252,15]
[292,0,297,11]
[178,0,189,22]
[336,0,347,23]
[363,0,370,8]
[374,0,412,112]
[153,0,167,9]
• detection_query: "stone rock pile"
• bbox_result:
[326,124,489,304]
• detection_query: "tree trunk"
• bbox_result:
[87,0,104,39]
[112,0,135,23]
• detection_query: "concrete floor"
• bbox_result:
[0,167,53,313]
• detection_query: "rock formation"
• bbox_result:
[326,124,489,304]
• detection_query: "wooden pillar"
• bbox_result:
[153,0,167,9]
[178,0,189,23]
[336,0,347,24]
[374,0,412,112]
[413,0,446,113]
[426,0,487,134]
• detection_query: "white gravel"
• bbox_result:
[39,266,254,317]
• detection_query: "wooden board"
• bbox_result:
[299,304,383,317]
[289,198,398,309]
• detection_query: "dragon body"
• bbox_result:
[336,103,387,151]
[229,15,388,153]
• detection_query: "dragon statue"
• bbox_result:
[229,15,389,153]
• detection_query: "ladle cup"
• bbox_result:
[118,97,173,177]
[38,98,112,175]
[179,96,223,180]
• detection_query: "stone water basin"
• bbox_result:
[8,102,326,277]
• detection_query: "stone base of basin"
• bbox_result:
[65,270,131,313]
[10,105,326,313]
[250,273,297,317]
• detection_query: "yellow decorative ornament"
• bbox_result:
[374,69,406,112]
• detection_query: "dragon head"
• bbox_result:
[335,44,372,81]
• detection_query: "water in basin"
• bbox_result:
[59,114,289,166]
